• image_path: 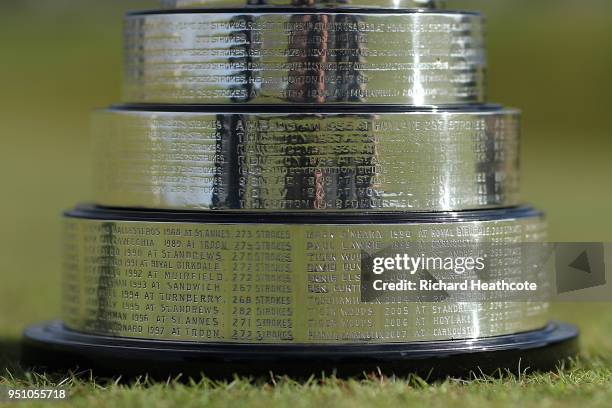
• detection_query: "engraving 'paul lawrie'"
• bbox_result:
[92,107,520,212]
[123,11,485,105]
[160,0,447,9]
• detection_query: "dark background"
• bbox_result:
[0,0,610,343]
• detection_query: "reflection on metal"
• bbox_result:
[93,107,519,212]
[123,11,485,105]
[160,0,447,9]
[62,206,549,344]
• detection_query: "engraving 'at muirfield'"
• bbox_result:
[93,108,520,212]
[123,12,485,105]
[62,208,549,344]
[160,0,447,9]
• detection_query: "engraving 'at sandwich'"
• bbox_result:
[93,107,520,212]
[123,11,485,105]
[160,0,447,9]
[62,207,549,344]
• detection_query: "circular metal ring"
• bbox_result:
[123,11,485,105]
[62,206,549,345]
[93,106,520,212]
[160,0,447,9]
[24,321,578,379]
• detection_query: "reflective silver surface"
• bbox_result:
[62,208,549,344]
[123,12,485,105]
[93,108,520,212]
[160,0,446,9]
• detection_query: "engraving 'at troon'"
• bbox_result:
[93,108,520,212]
[123,12,485,105]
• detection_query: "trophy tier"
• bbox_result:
[59,205,546,343]
[93,105,520,212]
[22,0,580,378]
[23,205,578,377]
[123,10,486,105]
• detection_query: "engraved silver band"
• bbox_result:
[123,11,485,105]
[93,107,519,212]
[62,207,549,344]
[160,0,447,9]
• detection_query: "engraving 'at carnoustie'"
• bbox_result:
[62,207,549,344]
[123,12,485,105]
[160,0,447,9]
[93,108,520,212]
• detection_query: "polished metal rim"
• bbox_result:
[160,0,447,10]
[123,11,485,105]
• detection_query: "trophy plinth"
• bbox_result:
[23,321,578,379]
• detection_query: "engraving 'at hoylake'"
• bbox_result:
[160,0,447,9]
[123,12,485,105]
[62,207,549,344]
[93,108,519,212]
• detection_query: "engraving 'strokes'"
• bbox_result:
[62,207,549,344]
[123,11,485,105]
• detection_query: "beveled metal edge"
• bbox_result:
[159,0,448,11]
[137,8,476,17]
[108,103,514,114]
[67,205,541,223]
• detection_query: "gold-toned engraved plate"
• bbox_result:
[160,0,446,9]
[123,11,485,105]
[62,207,549,344]
[93,107,520,212]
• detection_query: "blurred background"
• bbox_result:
[0,0,611,359]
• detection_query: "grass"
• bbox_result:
[4,369,611,408]
[0,367,607,408]
[0,356,611,408]
[4,341,612,408]
[1,0,612,406]
[1,304,611,407]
